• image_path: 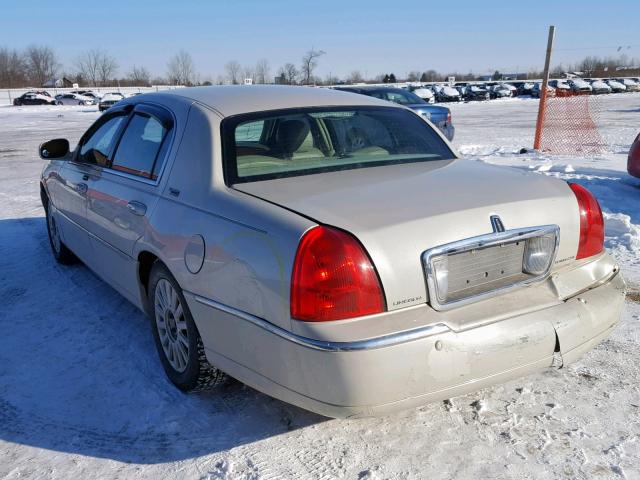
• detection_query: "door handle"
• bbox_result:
[75,182,88,194]
[127,201,147,216]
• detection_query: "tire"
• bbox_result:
[78,101,85,105]
[45,203,76,264]
[148,262,227,391]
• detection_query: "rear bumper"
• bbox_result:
[188,260,625,418]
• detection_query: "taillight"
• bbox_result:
[628,133,640,177]
[291,226,385,322]
[446,111,452,124]
[569,183,604,260]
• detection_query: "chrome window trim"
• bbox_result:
[191,294,450,352]
[422,225,560,311]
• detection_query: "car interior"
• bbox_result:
[231,108,453,181]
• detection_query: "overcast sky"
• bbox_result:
[4,0,640,80]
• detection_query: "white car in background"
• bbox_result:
[55,93,96,105]
[567,78,592,94]
[409,86,435,103]
[548,80,571,95]
[70,90,101,102]
[491,84,513,98]
[590,79,612,94]
[434,85,461,102]
[98,92,125,112]
[503,83,517,96]
[606,79,627,93]
[621,78,640,92]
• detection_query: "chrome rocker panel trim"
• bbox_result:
[422,224,560,311]
[192,294,450,352]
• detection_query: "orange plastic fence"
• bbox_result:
[535,92,605,155]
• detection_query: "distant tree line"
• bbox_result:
[2,45,639,89]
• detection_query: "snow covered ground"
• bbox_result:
[1,96,639,479]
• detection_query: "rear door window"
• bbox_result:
[110,110,172,180]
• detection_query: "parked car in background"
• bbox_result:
[606,79,627,93]
[567,78,592,95]
[13,91,56,106]
[548,80,571,96]
[434,85,461,102]
[408,85,435,103]
[38,85,624,418]
[70,90,100,100]
[464,84,490,101]
[621,78,640,92]
[518,82,536,96]
[532,82,556,98]
[334,86,454,140]
[627,131,640,178]
[503,83,517,96]
[590,79,612,94]
[491,83,513,99]
[55,93,96,106]
[99,92,125,111]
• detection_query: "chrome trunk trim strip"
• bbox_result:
[422,225,560,311]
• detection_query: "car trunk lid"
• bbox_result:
[234,159,580,311]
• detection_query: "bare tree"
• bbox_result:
[242,65,255,84]
[406,71,420,82]
[151,76,167,85]
[167,50,196,85]
[0,47,27,88]
[301,48,325,85]
[76,49,103,86]
[348,70,364,84]
[255,58,270,84]
[225,60,241,84]
[278,63,298,84]
[128,65,151,86]
[24,45,58,86]
[97,53,118,85]
[420,70,440,82]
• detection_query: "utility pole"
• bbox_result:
[534,25,556,150]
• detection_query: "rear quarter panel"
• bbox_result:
[134,103,314,330]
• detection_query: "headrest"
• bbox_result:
[276,119,310,157]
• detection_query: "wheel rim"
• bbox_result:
[47,210,61,254]
[154,278,189,372]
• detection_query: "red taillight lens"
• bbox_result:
[627,133,640,177]
[569,183,604,260]
[446,111,452,124]
[291,226,385,322]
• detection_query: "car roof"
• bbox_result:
[151,85,394,117]
[337,86,404,93]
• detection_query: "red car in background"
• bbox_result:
[628,132,640,178]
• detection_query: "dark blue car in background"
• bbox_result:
[333,86,455,141]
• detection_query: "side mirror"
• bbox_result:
[39,138,70,160]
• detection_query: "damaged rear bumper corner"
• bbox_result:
[551,269,626,368]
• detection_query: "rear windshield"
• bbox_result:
[222,106,455,184]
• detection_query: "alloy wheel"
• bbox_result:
[47,210,61,254]
[154,278,190,372]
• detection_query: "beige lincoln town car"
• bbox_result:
[38,86,625,418]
